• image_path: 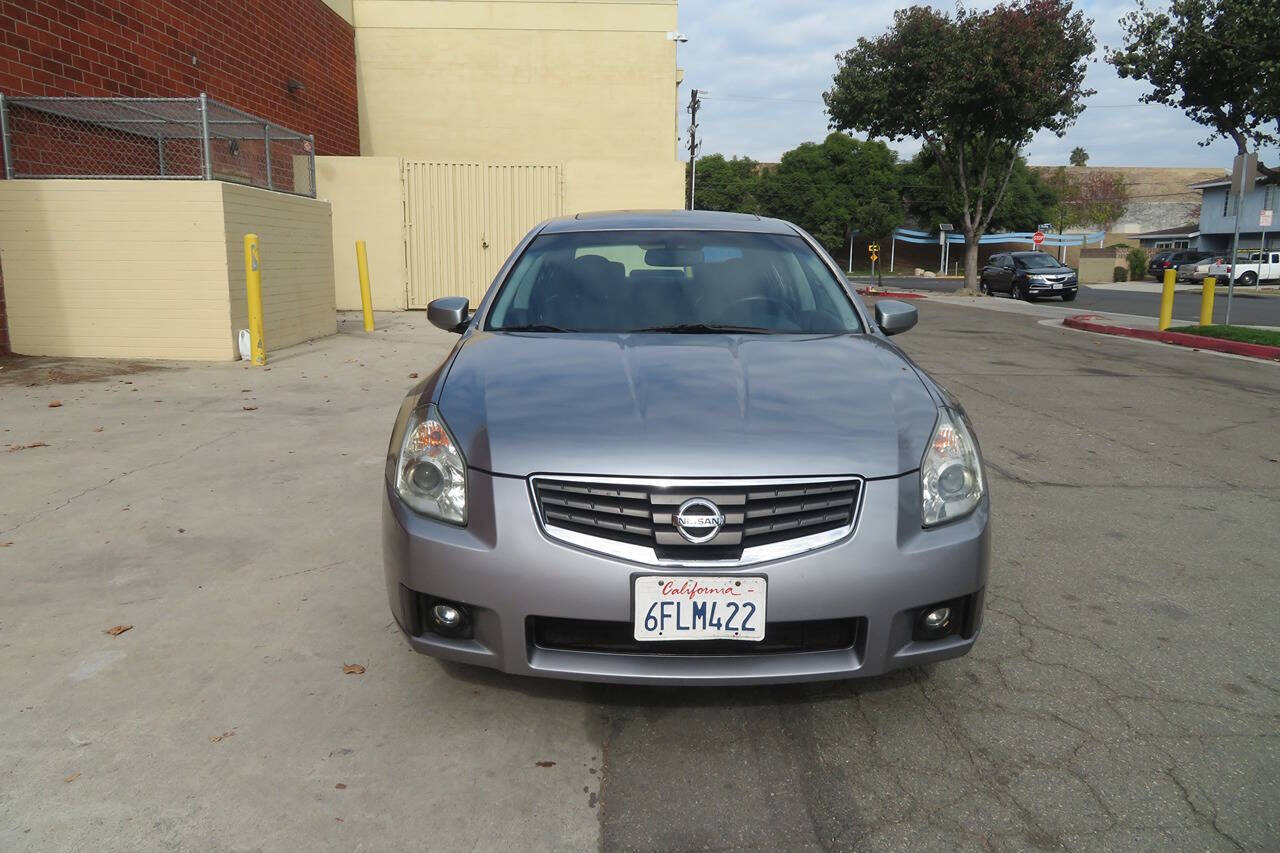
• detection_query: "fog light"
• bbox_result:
[427,599,472,638]
[914,602,959,641]
[432,604,461,627]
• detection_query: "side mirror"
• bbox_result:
[874,300,918,336]
[427,296,471,333]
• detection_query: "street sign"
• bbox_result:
[868,243,880,254]
[870,253,879,262]
[1033,230,1045,245]
[1262,209,1274,228]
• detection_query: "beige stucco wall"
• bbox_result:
[352,0,681,168]
[221,183,337,350]
[0,180,235,359]
[315,156,406,310]
[0,180,334,360]
[563,159,685,214]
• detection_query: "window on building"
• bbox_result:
[1223,190,1233,217]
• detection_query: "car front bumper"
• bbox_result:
[383,471,991,685]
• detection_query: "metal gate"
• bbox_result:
[403,161,563,308]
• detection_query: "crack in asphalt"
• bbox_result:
[0,430,241,537]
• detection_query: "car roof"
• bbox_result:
[539,210,799,235]
[1010,251,1058,259]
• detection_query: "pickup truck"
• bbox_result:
[1208,250,1280,287]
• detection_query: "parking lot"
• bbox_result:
[2,302,1278,851]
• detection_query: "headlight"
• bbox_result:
[394,405,467,524]
[921,408,984,527]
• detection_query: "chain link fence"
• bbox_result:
[0,94,316,197]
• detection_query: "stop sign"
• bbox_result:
[1033,230,1045,245]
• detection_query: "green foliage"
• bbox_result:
[689,154,762,214]
[757,133,904,253]
[690,134,904,255]
[1069,146,1089,166]
[823,0,1095,286]
[1109,0,1280,174]
[1127,248,1149,279]
[1177,325,1280,347]
[902,152,1060,233]
[1113,266,1129,282]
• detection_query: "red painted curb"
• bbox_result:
[1062,315,1280,361]
[857,288,927,299]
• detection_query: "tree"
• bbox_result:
[689,154,762,213]
[1108,0,1280,178]
[903,153,1060,234]
[1068,171,1129,232]
[824,1,1095,290]
[1069,146,1089,166]
[755,132,903,255]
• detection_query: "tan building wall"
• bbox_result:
[353,0,680,166]
[0,180,334,360]
[315,156,406,311]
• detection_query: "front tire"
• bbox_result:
[1062,290,1077,302]
[1015,283,1029,301]
[1240,272,1258,287]
[979,277,990,295]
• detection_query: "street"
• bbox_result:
[2,304,1278,851]
[857,276,1280,328]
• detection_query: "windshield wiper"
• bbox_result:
[629,323,772,334]
[494,324,570,333]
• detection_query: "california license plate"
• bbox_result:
[1052,282,1062,289]
[633,576,766,641]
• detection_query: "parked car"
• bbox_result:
[383,211,991,685]
[1208,250,1280,287]
[979,252,1078,301]
[1187,257,1224,283]
[1150,250,1215,281]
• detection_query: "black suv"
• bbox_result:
[979,252,1079,301]
[1148,250,1213,281]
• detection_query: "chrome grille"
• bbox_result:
[531,476,862,564]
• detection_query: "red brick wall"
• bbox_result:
[0,0,359,354]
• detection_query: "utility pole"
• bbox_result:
[687,88,702,210]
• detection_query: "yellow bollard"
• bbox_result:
[1158,268,1176,331]
[243,233,266,365]
[1200,276,1216,326]
[356,240,375,332]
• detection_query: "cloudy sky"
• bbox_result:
[675,0,1278,170]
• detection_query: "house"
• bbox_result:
[1188,174,1277,253]
[1131,224,1201,250]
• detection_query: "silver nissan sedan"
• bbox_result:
[382,211,990,685]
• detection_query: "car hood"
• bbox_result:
[436,332,939,479]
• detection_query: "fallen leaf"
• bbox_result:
[93,426,104,433]
[64,772,80,783]
[342,664,365,675]
[48,400,63,408]
[7,441,49,452]
[242,406,258,412]
[209,731,235,743]
[535,760,556,768]
[335,783,347,789]
[103,625,133,636]
[335,817,344,823]
[0,542,12,547]
[408,372,419,379]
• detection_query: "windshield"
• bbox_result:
[485,230,863,334]
[1016,254,1068,271]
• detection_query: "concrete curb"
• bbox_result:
[1062,314,1280,361]
[857,288,927,299]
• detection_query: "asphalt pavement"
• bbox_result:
[857,276,1280,327]
[2,307,1278,851]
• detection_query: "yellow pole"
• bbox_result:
[1200,276,1216,326]
[243,233,266,365]
[356,240,375,332]
[1158,268,1176,331]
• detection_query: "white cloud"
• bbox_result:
[676,0,1278,168]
